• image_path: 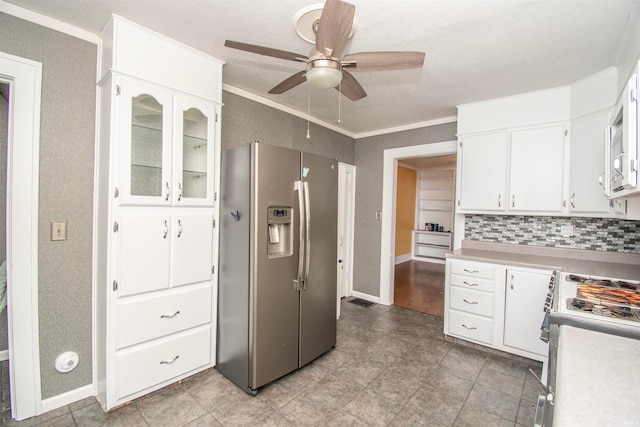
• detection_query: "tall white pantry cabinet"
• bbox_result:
[94,16,223,410]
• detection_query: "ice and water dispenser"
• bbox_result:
[267,206,293,257]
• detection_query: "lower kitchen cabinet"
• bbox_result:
[445,258,550,362]
[503,269,550,357]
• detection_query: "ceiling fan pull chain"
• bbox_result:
[337,82,343,125]
[306,85,311,139]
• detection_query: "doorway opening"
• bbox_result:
[393,154,456,316]
[379,141,457,309]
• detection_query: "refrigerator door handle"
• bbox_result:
[303,181,311,289]
[295,180,305,291]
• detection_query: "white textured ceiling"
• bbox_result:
[3,0,636,137]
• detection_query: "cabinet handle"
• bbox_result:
[510,274,514,290]
[497,194,501,207]
[463,269,479,274]
[160,310,180,319]
[463,299,478,305]
[570,193,575,209]
[462,281,479,287]
[163,220,168,239]
[165,182,170,202]
[177,219,182,238]
[160,355,180,365]
[177,182,182,202]
[512,195,515,208]
[462,324,477,330]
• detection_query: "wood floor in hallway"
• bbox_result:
[394,260,445,317]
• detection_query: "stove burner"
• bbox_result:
[566,274,640,291]
[567,298,639,322]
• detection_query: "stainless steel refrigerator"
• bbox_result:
[217,142,337,394]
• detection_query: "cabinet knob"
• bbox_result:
[512,195,516,208]
[570,193,575,209]
[165,182,170,202]
[177,219,182,238]
[463,299,478,305]
[497,194,501,207]
[163,220,168,239]
[462,324,477,330]
[177,182,182,202]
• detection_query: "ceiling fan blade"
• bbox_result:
[337,70,367,101]
[315,0,355,58]
[268,71,307,94]
[225,40,308,62]
[343,51,425,72]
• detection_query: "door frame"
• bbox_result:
[337,163,356,317]
[379,141,457,305]
[0,52,43,420]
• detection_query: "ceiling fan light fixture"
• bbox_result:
[305,59,343,88]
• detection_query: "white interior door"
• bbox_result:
[337,163,356,317]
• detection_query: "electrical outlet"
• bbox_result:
[560,224,574,237]
[50,221,67,241]
[375,211,381,220]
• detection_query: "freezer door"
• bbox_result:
[250,143,301,389]
[299,152,338,367]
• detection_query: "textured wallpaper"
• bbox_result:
[465,215,640,253]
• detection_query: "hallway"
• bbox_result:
[394,260,445,317]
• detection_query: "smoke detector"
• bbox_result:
[293,3,357,44]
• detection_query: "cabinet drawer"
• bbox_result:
[415,232,451,247]
[116,325,211,400]
[449,287,494,317]
[117,284,212,349]
[449,260,496,279]
[448,310,493,345]
[449,274,495,293]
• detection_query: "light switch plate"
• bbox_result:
[50,221,67,241]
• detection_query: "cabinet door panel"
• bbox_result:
[170,213,213,287]
[509,125,565,212]
[173,97,217,206]
[118,213,171,297]
[458,132,508,211]
[119,79,173,206]
[503,270,550,356]
[570,112,611,214]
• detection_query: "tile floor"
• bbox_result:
[4,299,543,426]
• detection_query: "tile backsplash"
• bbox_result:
[465,215,640,253]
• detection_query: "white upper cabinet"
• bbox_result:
[570,111,613,214]
[458,132,508,212]
[118,78,218,206]
[509,125,565,212]
[174,97,217,205]
[457,125,566,214]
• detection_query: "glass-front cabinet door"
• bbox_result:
[119,79,173,205]
[173,96,217,206]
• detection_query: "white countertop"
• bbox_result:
[448,240,640,281]
[554,325,640,426]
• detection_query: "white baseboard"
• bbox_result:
[412,256,446,265]
[41,384,93,414]
[395,254,412,264]
[351,291,380,304]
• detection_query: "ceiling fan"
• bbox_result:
[224,0,425,101]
